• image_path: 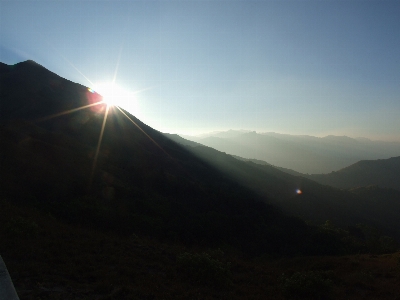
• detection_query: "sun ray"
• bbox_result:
[131,85,157,95]
[64,59,96,88]
[51,45,95,87]
[112,44,124,84]
[115,106,172,159]
[115,107,207,193]
[35,101,105,123]
[89,104,110,190]
[36,46,169,190]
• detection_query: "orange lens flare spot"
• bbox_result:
[296,189,302,195]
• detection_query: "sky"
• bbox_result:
[1,0,400,141]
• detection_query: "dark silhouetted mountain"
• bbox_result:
[307,156,400,191]
[182,130,400,174]
[1,60,399,258]
[1,60,349,257]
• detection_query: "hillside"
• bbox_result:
[2,60,400,299]
[2,197,400,299]
[307,157,400,191]
[1,60,351,257]
[182,130,400,174]
[175,144,400,241]
[222,152,400,197]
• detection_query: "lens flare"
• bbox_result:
[92,82,134,109]
[296,189,302,195]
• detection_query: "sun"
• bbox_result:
[93,82,136,112]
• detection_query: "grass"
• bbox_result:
[1,197,400,299]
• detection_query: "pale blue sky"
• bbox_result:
[1,0,399,140]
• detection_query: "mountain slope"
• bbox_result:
[1,60,345,256]
[2,196,400,299]
[2,60,399,256]
[2,60,400,299]
[169,136,400,242]
[307,156,400,191]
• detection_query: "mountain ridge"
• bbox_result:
[0,60,334,256]
[2,59,400,250]
[182,130,400,174]
[2,59,400,299]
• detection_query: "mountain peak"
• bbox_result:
[17,59,40,65]
[14,59,46,70]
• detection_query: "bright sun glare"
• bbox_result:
[93,82,136,111]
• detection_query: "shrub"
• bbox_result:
[280,270,333,299]
[176,251,232,288]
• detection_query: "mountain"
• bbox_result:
[2,60,400,254]
[229,155,304,177]
[230,151,400,192]
[180,129,251,141]
[2,60,400,299]
[166,136,400,243]
[306,156,400,191]
[163,133,202,147]
[182,130,400,174]
[1,60,348,257]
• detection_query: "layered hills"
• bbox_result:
[183,130,400,174]
[166,133,400,241]
[307,156,400,191]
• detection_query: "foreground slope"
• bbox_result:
[2,197,400,299]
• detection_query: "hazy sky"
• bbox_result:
[1,0,399,140]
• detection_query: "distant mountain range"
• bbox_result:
[226,154,400,192]
[182,130,400,174]
[1,60,400,257]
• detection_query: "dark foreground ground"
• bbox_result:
[1,198,400,300]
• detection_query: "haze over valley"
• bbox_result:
[181,130,400,174]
